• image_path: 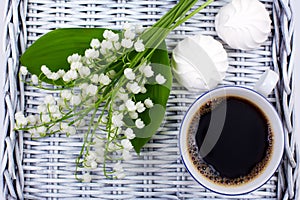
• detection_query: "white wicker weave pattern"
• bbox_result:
[1,0,298,199]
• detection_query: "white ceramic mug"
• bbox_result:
[179,74,283,195]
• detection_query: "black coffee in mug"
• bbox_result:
[187,95,274,185]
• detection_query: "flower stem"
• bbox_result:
[129,0,214,68]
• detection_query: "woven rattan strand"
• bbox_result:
[1,0,298,199]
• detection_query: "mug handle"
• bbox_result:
[253,69,279,97]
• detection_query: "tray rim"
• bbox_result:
[0,0,298,199]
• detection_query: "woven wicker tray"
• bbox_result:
[1,0,298,199]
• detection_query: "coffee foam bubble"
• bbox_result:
[187,97,274,186]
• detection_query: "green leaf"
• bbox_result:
[20,28,111,85]
[20,28,172,154]
[131,43,172,153]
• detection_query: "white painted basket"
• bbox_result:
[1,0,298,199]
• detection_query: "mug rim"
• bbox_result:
[179,85,284,196]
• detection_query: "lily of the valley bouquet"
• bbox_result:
[15,0,213,181]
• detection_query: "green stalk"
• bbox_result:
[129,0,214,68]
[173,0,213,29]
